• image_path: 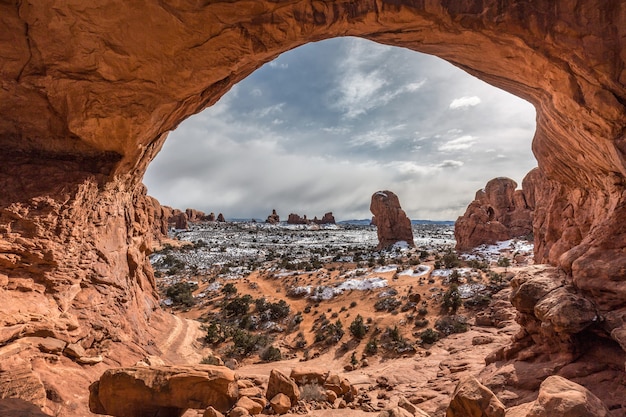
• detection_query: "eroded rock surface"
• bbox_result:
[455,175,534,251]
[370,191,414,250]
[0,1,625,415]
[89,365,238,416]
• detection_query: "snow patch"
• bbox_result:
[399,265,431,277]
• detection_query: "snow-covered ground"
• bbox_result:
[461,239,534,263]
[151,222,457,278]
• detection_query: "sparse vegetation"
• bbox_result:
[165,282,198,307]
[420,328,440,344]
[152,220,532,366]
[349,314,368,339]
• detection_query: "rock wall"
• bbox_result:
[0,0,625,412]
[455,174,534,251]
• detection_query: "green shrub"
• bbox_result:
[364,339,378,355]
[435,316,469,336]
[420,328,440,344]
[442,284,462,314]
[223,294,253,316]
[259,346,282,362]
[165,282,198,307]
[349,315,368,339]
[221,282,238,297]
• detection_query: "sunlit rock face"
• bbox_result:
[455,172,536,251]
[0,0,625,413]
[370,191,415,250]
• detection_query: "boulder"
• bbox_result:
[203,406,225,417]
[269,393,291,415]
[370,191,414,250]
[234,396,262,415]
[228,406,249,417]
[455,175,534,251]
[525,376,611,417]
[446,376,505,417]
[89,365,238,416]
[265,369,299,406]
[378,407,414,417]
[0,399,53,417]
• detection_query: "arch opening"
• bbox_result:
[144,37,537,222]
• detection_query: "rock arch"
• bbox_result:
[1,0,625,365]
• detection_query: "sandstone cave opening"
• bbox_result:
[143,37,537,224]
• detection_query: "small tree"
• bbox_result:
[449,269,461,284]
[221,282,238,298]
[420,328,440,344]
[349,314,368,339]
[442,284,462,314]
[165,282,197,307]
[350,351,358,367]
[497,257,511,273]
[364,339,378,355]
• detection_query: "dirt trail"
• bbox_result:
[154,312,210,365]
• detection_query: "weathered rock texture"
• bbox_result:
[455,175,535,251]
[370,191,415,250]
[0,0,625,414]
[89,365,238,416]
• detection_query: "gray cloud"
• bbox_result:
[143,37,537,221]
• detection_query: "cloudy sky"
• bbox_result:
[143,37,537,221]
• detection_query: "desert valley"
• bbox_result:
[1,1,626,417]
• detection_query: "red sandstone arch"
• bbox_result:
[1,0,625,385]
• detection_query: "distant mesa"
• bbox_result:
[160,207,228,230]
[454,173,535,251]
[288,212,336,225]
[266,209,280,224]
[370,191,414,250]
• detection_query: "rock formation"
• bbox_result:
[287,212,336,225]
[455,174,535,251]
[0,1,625,414]
[370,191,414,250]
[207,212,216,222]
[169,209,189,230]
[315,212,336,224]
[89,366,360,417]
[186,208,207,223]
[89,365,238,416]
[265,210,280,225]
[287,213,307,224]
[448,375,611,417]
[217,213,226,223]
